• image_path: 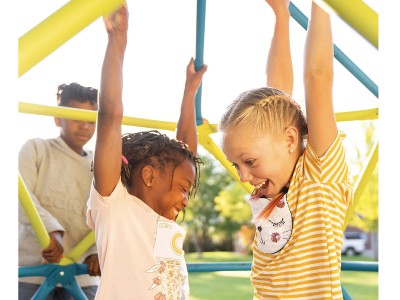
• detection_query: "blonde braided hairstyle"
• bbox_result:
[219,87,307,141]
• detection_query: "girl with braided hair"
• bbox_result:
[86,3,207,299]
[219,1,353,299]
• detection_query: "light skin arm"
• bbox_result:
[176,58,208,157]
[93,3,128,196]
[303,1,337,157]
[265,0,293,96]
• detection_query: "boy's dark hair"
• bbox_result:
[121,130,202,198]
[56,82,98,107]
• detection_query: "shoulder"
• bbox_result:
[294,131,348,182]
[304,131,347,164]
[19,138,48,155]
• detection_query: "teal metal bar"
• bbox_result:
[341,261,378,272]
[19,264,89,300]
[289,2,378,98]
[195,0,206,125]
[186,261,378,272]
[342,285,352,300]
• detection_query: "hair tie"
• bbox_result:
[122,155,128,165]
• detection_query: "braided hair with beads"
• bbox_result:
[120,130,202,199]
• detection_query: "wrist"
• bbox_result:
[273,8,291,21]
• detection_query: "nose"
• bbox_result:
[78,120,91,130]
[238,168,253,183]
[181,196,189,208]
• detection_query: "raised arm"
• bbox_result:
[94,3,128,196]
[265,0,293,95]
[176,57,208,157]
[303,1,337,157]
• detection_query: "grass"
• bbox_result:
[185,252,378,300]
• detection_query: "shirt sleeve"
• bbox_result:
[18,139,65,233]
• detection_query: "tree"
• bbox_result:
[181,151,234,254]
[347,120,378,233]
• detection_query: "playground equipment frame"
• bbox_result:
[18,0,378,299]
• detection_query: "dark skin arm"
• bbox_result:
[176,58,208,156]
[41,231,64,263]
[83,254,101,276]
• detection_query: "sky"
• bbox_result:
[4,0,400,297]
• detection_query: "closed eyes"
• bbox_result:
[245,159,255,167]
[268,218,285,227]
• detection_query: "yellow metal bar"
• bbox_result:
[18,102,177,131]
[19,0,125,76]
[18,102,97,122]
[19,102,378,127]
[321,0,378,49]
[19,101,378,230]
[18,173,92,265]
[344,141,378,228]
[63,231,96,264]
[197,124,253,194]
[18,173,50,249]
[335,108,378,122]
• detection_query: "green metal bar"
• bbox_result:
[19,0,125,76]
[321,0,378,49]
[344,141,378,227]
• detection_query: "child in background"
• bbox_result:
[86,3,207,299]
[18,82,100,299]
[219,0,353,299]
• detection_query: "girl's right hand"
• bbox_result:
[103,2,129,34]
[265,0,291,16]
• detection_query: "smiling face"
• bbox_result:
[222,126,296,198]
[55,99,97,155]
[150,158,196,221]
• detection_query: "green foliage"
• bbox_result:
[182,151,235,251]
[348,120,378,232]
[215,182,252,223]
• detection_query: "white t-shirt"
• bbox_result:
[87,179,189,300]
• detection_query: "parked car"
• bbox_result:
[341,231,367,256]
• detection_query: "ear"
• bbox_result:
[141,165,155,187]
[285,126,299,152]
[54,117,61,127]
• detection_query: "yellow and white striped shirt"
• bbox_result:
[251,132,353,300]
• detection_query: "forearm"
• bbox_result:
[304,2,336,156]
[304,3,333,84]
[95,5,128,195]
[176,89,197,156]
[266,3,293,95]
[99,34,127,118]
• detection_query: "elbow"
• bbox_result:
[97,108,124,122]
[303,65,333,86]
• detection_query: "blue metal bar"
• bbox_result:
[188,262,251,272]
[186,261,378,272]
[289,2,378,98]
[341,261,378,272]
[194,0,206,125]
[342,284,353,300]
[19,264,89,300]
